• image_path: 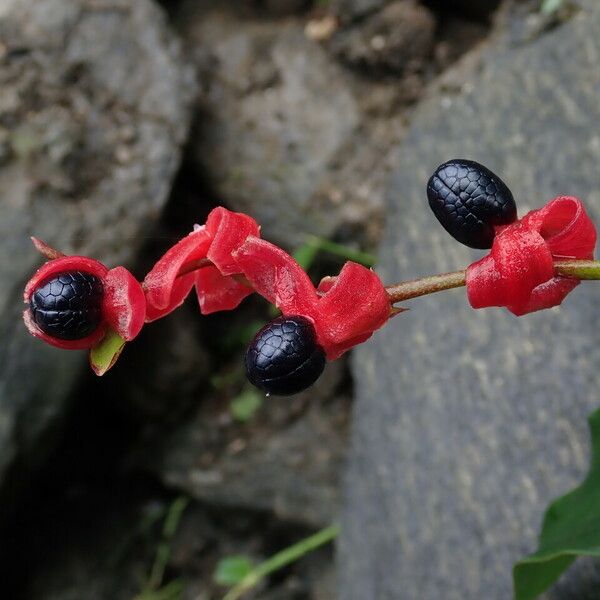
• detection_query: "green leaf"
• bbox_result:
[513,408,600,600]
[89,329,126,376]
[293,236,376,271]
[214,556,254,586]
[540,0,563,15]
[308,236,376,267]
[293,239,320,271]
[230,389,263,422]
[135,580,183,600]
[221,525,339,600]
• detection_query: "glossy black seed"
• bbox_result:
[29,271,104,340]
[245,315,326,396]
[427,158,517,249]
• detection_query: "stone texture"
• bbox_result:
[140,360,348,527]
[181,4,388,248]
[330,0,390,23]
[0,0,194,498]
[330,0,436,76]
[339,3,600,599]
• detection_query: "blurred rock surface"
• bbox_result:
[178,1,413,248]
[136,359,348,527]
[180,3,362,247]
[0,0,194,502]
[330,0,436,76]
[340,2,600,599]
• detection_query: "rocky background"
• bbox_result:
[0,0,598,599]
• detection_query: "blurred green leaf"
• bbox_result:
[211,369,243,391]
[308,236,376,267]
[89,329,126,376]
[214,556,255,586]
[540,0,563,15]
[221,525,339,600]
[135,580,183,600]
[230,389,263,422]
[294,235,376,270]
[293,239,321,271]
[513,407,600,600]
[137,496,189,600]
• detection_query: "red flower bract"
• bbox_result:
[143,207,260,320]
[466,196,597,315]
[233,237,390,360]
[23,252,146,349]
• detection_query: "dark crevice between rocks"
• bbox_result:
[0,151,344,598]
[159,0,316,21]
[422,0,503,22]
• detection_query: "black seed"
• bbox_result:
[427,158,517,249]
[245,315,326,396]
[29,271,104,340]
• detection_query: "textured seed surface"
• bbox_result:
[427,158,517,249]
[29,271,104,340]
[245,315,326,396]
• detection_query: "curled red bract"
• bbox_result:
[234,237,390,360]
[23,249,146,349]
[144,207,389,357]
[467,196,597,315]
[143,207,260,319]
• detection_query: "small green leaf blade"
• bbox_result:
[214,555,254,586]
[89,328,126,376]
[513,408,600,600]
[293,239,320,271]
[230,389,263,422]
[540,0,563,16]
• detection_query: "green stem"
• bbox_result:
[386,270,466,303]
[146,496,190,592]
[223,524,340,600]
[385,259,600,304]
[554,260,600,280]
[176,257,600,305]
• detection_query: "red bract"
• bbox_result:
[143,207,260,320]
[233,237,390,360]
[23,249,146,349]
[467,197,597,315]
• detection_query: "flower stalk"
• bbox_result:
[177,257,600,306]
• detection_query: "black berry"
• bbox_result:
[427,158,517,249]
[29,271,104,340]
[245,315,326,396]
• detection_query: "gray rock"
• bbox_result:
[0,0,194,497]
[141,361,347,527]
[339,3,600,600]
[330,0,436,76]
[183,6,382,248]
[330,0,390,22]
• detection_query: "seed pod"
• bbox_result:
[29,271,104,340]
[245,315,326,396]
[427,158,517,249]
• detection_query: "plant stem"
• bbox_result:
[385,270,466,303]
[176,258,600,305]
[146,496,190,592]
[554,260,600,280]
[223,524,340,600]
